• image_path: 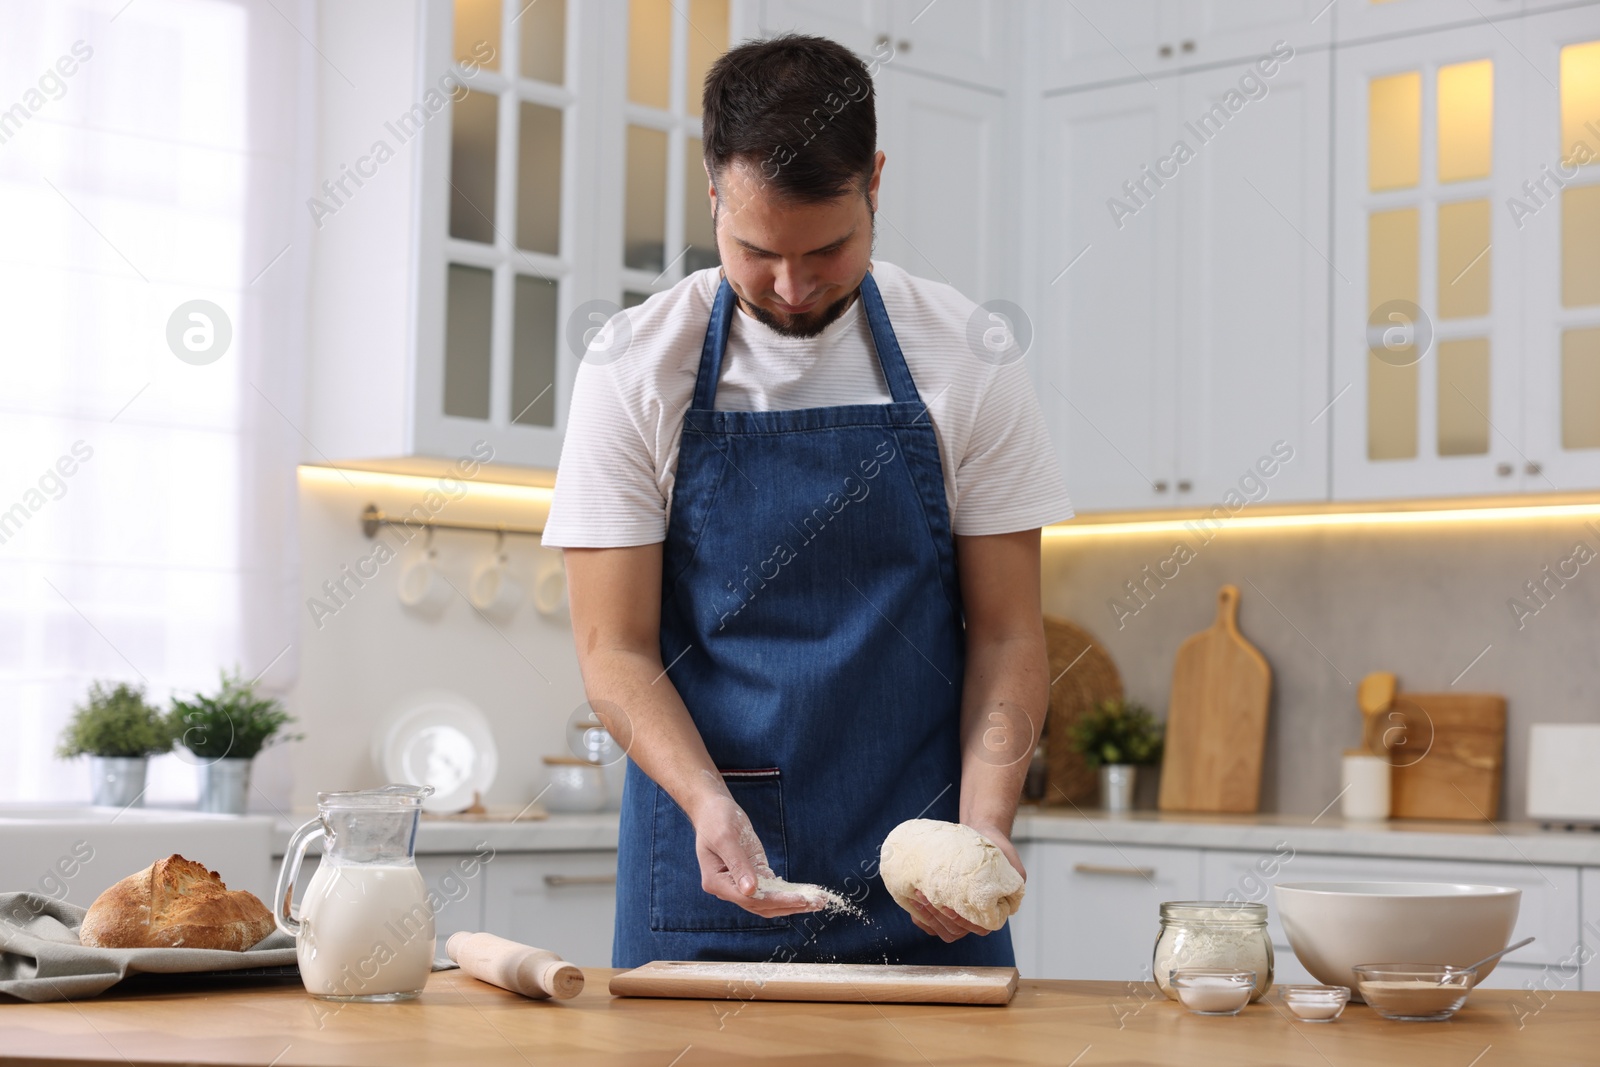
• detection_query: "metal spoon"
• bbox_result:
[1463,936,1536,973]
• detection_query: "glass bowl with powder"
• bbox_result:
[1351,964,1475,1021]
[1153,902,1274,1003]
[1170,968,1255,1015]
[1280,983,1351,1022]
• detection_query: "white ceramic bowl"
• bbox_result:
[1274,882,1520,994]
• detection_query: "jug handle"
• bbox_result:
[275,815,325,938]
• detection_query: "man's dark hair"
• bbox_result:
[701,33,875,204]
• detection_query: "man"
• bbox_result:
[542,34,1073,967]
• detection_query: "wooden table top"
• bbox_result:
[3,968,1593,1066]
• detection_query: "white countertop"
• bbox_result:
[1012,807,1600,865]
[269,806,1600,865]
[269,811,621,856]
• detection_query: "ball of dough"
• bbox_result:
[879,819,1025,931]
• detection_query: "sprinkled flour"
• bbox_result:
[755,876,865,919]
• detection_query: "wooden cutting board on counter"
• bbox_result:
[1361,677,1506,820]
[1158,585,1273,814]
[609,961,1019,1005]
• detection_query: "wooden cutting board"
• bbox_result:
[1158,585,1273,813]
[608,961,1019,1005]
[1367,686,1506,821]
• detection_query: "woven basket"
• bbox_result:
[1041,615,1124,807]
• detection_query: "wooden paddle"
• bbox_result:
[1157,585,1273,813]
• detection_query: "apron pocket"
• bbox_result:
[649,769,792,933]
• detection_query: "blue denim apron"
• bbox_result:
[612,270,1016,969]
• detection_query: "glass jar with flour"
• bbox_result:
[1152,902,1273,1002]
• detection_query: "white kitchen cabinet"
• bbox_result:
[1175,49,1331,504]
[1514,7,1600,494]
[1036,82,1181,512]
[1033,0,1330,94]
[760,1,1009,91]
[1325,15,1600,501]
[1035,48,1331,512]
[1582,867,1600,993]
[874,68,1010,303]
[482,851,618,967]
[759,0,884,59]
[309,0,605,473]
[1023,842,1202,981]
[1333,0,1525,45]
[1202,848,1581,989]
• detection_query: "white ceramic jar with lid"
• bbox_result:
[1152,901,1274,1003]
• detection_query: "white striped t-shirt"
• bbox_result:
[540,260,1073,548]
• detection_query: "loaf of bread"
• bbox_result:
[79,854,276,951]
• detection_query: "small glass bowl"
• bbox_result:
[1280,984,1351,1022]
[1169,968,1256,1016]
[1351,964,1476,1021]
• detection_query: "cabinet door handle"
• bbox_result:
[1158,43,1173,58]
[1525,461,1543,476]
[1176,479,1192,492]
[544,874,617,888]
[1153,480,1170,492]
[1181,40,1195,53]
[1496,462,1514,476]
[1073,863,1155,878]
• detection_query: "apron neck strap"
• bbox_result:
[692,269,924,411]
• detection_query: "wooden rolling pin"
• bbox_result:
[445,931,585,1000]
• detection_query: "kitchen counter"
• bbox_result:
[268,811,621,856]
[271,806,1600,866]
[1012,807,1600,866]
[4,968,1593,1065]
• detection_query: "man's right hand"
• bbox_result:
[692,793,821,918]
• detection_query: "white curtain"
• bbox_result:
[0,0,314,803]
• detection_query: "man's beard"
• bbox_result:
[740,288,860,339]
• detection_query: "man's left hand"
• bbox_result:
[903,824,1026,943]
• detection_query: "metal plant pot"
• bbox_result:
[1100,764,1138,813]
[198,757,253,815]
[89,756,148,808]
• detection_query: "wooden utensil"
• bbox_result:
[1158,585,1273,814]
[608,961,1019,1005]
[1383,693,1506,821]
[1041,615,1123,806]
[447,932,585,1000]
[1358,671,1398,756]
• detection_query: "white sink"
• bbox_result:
[0,804,275,912]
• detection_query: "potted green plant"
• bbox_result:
[170,668,301,814]
[1066,699,1164,813]
[56,681,175,808]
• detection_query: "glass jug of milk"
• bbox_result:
[275,784,436,1001]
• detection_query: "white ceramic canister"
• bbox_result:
[1340,750,1391,821]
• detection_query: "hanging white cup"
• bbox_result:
[470,551,524,619]
[397,546,452,614]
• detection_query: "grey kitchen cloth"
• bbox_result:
[0,892,457,1003]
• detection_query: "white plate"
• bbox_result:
[371,691,498,813]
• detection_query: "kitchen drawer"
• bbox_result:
[1024,842,1202,981]
[1201,850,1581,968]
[482,851,617,967]
[293,851,490,945]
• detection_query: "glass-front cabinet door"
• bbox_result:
[414,0,584,466]
[1521,7,1600,494]
[618,0,730,311]
[1331,22,1529,501]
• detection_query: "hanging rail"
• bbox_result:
[360,503,543,541]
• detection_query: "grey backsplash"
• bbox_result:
[1040,511,1600,821]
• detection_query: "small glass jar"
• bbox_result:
[1152,901,1273,1003]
